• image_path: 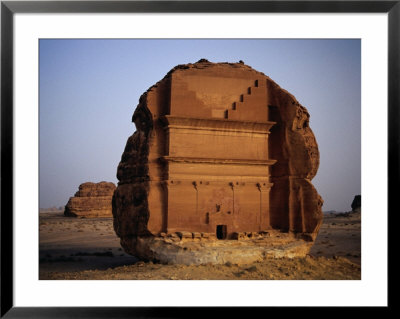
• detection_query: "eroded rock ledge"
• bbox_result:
[122,230,313,265]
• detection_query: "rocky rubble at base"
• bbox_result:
[121,229,313,265]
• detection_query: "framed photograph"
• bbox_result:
[1,0,395,317]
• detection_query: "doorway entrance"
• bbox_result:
[216,225,227,240]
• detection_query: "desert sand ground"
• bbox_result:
[39,210,360,280]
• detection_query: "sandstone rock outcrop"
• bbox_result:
[351,195,361,213]
[112,59,323,263]
[65,182,116,218]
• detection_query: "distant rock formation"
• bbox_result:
[64,182,116,218]
[351,195,361,213]
[112,59,323,264]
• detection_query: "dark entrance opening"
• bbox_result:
[216,225,227,240]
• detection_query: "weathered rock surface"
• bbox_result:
[125,230,313,265]
[351,195,361,213]
[65,182,116,218]
[113,59,323,263]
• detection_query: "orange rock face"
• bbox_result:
[113,60,323,256]
[65,182,116,218]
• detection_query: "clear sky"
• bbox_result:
[39,39,360,212]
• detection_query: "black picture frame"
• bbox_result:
[1,0,395,317]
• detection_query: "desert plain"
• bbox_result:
[39,209,360,280]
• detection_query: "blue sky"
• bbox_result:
[39,39,360,212]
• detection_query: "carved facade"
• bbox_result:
[113,60,323,250]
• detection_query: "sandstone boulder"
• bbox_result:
[64,182,116,218]
[112,59,323,263]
